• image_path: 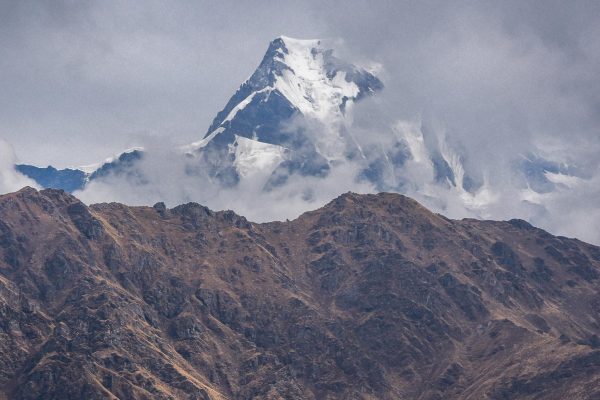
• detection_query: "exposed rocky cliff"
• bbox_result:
[1,187,599,399]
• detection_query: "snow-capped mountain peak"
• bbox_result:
[182,36,383,183]
[197,36,383,149]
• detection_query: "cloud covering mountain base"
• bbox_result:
[63,118,600,247]
[0,140,38,193]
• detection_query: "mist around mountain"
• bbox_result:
[0,140,39,194]
[3,36,600,245]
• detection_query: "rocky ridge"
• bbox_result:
[1,187,600,399]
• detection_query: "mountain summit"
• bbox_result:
[189,36,382,150]
[185,36,383,184]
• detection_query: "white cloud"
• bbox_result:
[0,139,39,193]
[75,139,375,223]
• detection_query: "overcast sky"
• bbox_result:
[2,0,598,168]
[0,1,322,166]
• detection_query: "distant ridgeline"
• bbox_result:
[15,165,87,192]
[16,149,143,192]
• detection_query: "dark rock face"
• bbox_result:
[16,149,145,193]
[15,164,87,192]
[66,202,104,240]
[1,188,600,399]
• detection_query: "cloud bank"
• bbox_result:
[0,139,39,193]
[74,134,375,223]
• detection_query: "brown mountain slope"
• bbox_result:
[1,187,600,399]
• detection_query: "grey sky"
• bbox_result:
[1,1,599,168]
[0,1,322,166]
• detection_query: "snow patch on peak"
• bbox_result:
[395,120,427,163]
[230,135,288,178]
[273,39,360,121]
